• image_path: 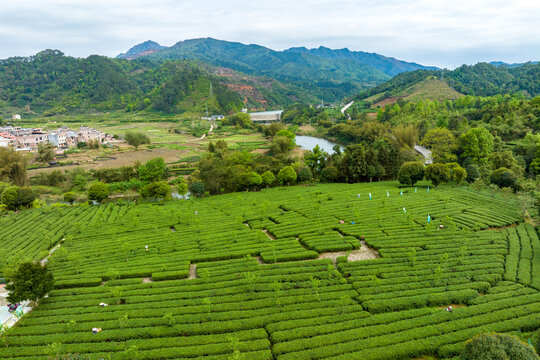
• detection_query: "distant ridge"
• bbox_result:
[117,40,166,60]
[284,46,438,76]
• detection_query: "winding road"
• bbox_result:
[414,145,433,164]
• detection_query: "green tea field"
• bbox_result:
[1,182,539,359]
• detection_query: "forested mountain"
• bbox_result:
[118,38,437,101]
[355,62,540,104]
[0,50,319,115]
[284,46,437,76]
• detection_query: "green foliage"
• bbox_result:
[35,143,55,163]
[452,166,467,185]
[225,113,253,128]
[124,131,150,150]
[6,262,54,304]
[141,181,171,199]
[138,157,167,182]
[1,186,36,210]
[261,171,275,187]
[297,167,313,183]
[425,163,450,187]
[278,166,297,185]
[76,141,87,149]
[270,136,292,155]
[466,164,481,182]
[459,127,494,164]
[87,182,109,202]
[398,162,425,186]
[0,147,28,186]
[63,192,77,204]
[189,182,205,197]
[490,168,517,189]
[275,129,296,148]
[460,333,538,360]
[421,127,457,163]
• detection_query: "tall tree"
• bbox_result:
[124,131,150,150]
[421,128,457,163]
[6,262,54,306]
[459,127,494,164]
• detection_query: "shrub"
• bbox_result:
[189,182,205,197]
[63,192,77,205]
[460,333,537,360]
[141,182,171,199]
[425,163,450,187]
[398,162,425,186]
[6,262,54,304]
[490,167,516,189]
[321,166,338,182]
[138,157,167,182]
[452,166,467,185]
[261,171,275,187]
[87,182,109,202]
[466,164,480,182]
[1,186,36,210]
[125,131,150,150]
[77,141,87,149]
[297,167,313,182]
[278,166,297,185]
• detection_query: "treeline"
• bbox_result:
[0,50,242,114]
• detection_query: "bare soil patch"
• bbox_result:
[142,277,153,283]
[188,264,197,279]
[373,97,401,109]
[318,241,379,265]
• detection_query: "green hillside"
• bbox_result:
[356,62,540,104]
[1,182,539,359]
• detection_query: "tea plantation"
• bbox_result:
[1,182,539,359]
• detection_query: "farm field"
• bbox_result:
[0,182,539,359]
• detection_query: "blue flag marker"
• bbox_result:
[357,194,360,198]
[386,190,389,197]
[403,207,406,214]
[427,187,430,193]
[427,214,431,223]
[400,189,403,196]
[369,193,372,200]
[415,187,417,193]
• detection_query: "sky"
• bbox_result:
[1,0,539,68]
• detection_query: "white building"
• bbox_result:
[249,110,283,125]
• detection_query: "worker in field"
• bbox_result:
[145,245,149,252]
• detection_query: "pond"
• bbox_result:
[296,136,344,154]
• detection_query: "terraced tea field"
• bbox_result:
[0,182,538,359]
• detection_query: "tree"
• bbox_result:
[189,182,205,197]
[425,163,450,186]
[466,164,481,182]
[138,157,167,182]
[421,127,457,163]
[0,148,28,186]
[270,136,291,155]
[321,166,339,182]
[459,127,494,164]
[397,162,425,186]
[35,143,55,163]
[278,166,297,185]
[304,145,327,177]
[141,181,171,199]
[1,186,36,210]
[87,182,109,202]
[63,192,77,205]
[241,171,262,191]
[124,131,150,150]
[297,167,312,182]
[261,171,275,188]
[275,129,296,148]
[6,262,54,305]
[490,168,516,189]
[452,166,467,185]
[460,333,537,360]
[225,113,252,128]
[76,141,87,149]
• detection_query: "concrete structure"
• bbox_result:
[0,133,17,147]
[249,110,283,125]
[78,127,105,143]
[48,132,67,148]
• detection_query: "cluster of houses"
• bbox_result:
[0,126,110,151]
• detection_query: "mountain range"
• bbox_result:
[117,38,436,101]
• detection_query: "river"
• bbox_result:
[296,136,344,154]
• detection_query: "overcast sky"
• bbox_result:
[1,0,539,68]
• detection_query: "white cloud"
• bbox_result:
[0,0,539,67]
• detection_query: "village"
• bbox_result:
[0,119,110,152]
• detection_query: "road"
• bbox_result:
[414,145,433,164]
[341,101,354,119]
